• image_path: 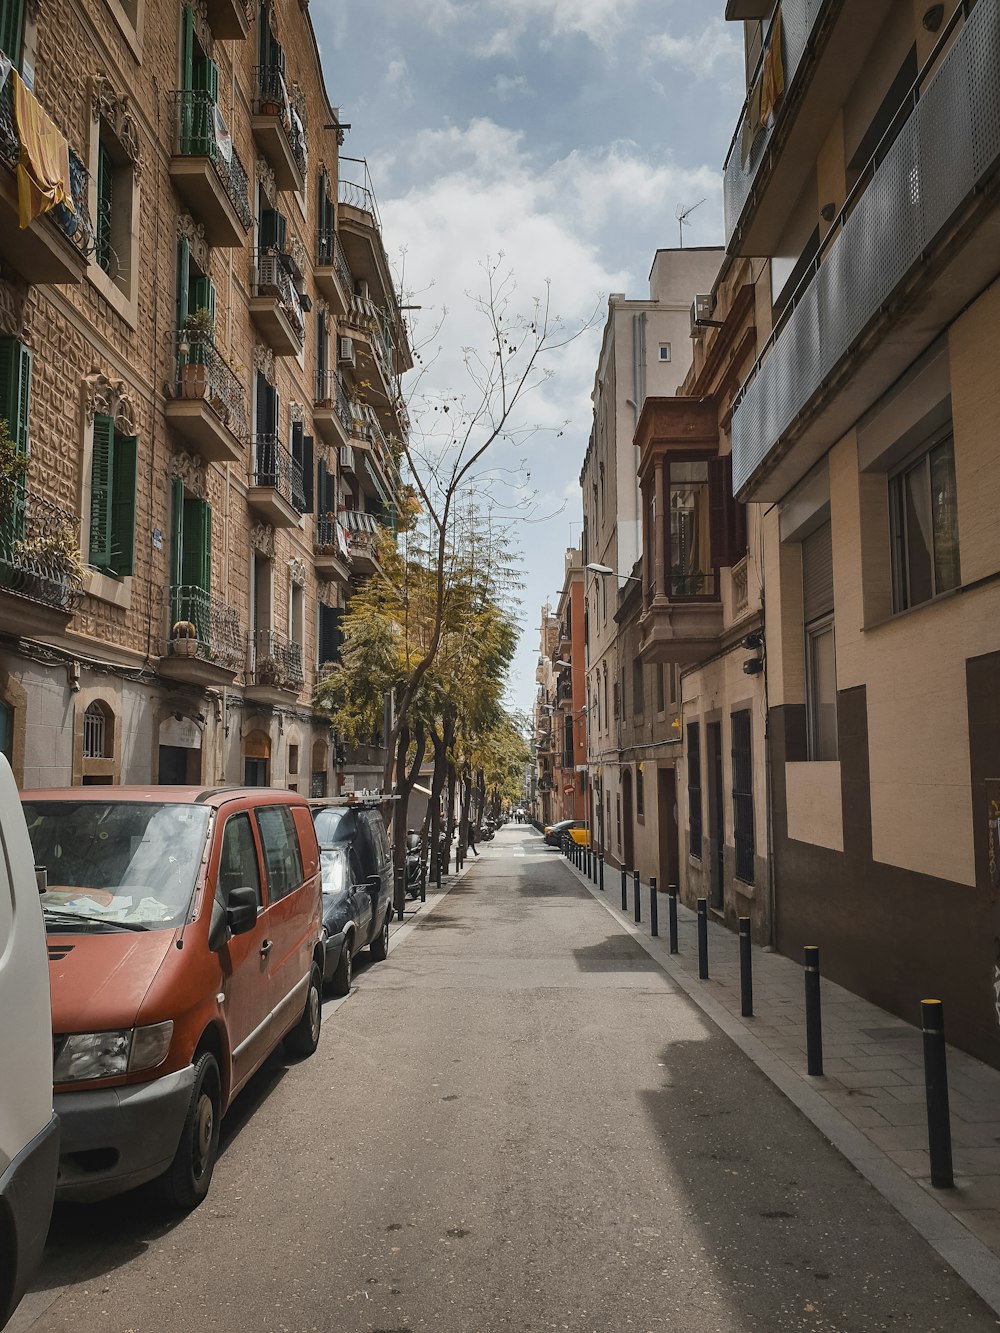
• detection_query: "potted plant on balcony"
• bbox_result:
[179,308,215,399]
[13,521,85,609]
[170,620,199,657]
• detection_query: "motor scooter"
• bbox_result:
[405,830,424,898]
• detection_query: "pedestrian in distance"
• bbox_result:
[468,824,479,857]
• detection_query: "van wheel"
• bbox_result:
[330,937,352,996]
[157,1052,221,1211]
[370,911,390,961]
[285,964,323,1058]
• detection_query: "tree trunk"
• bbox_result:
[444,762,457,872]
[426,721,448,886]
[391,720,426,917]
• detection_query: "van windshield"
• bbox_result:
[23,801,211,932]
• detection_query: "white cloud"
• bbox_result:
[646,19,742,82]
[407,0,644,55]
[492,73,532,101]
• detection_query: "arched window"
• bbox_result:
[83,702,110,759]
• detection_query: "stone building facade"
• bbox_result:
[0,0,409,794]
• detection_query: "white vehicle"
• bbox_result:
[0,755,58,1329]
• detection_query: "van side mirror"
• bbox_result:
[367,874,381,892]
[226,886,258,936]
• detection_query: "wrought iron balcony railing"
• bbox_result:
[338,175,379,221]
[251,626,304,689]
[253,66,307,182]
[170,332,249,443]
[167,584,245,672]
[0,79,94,258]
[253,435,307,512]
[316,227,354,293]
[315,515,348,555]
[343,292,396,387]
[171,90,252,231]
[0,488,83,613]
[315,369,354,435]
[253,249,305,344]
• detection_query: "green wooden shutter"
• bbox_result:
[176,237,190,330]
[89,414,114,570]
[109,433,137,577]
[302,435,314,513]
[181,4,195,92]
[0,337,30,459]
[182,498,211,593]
[170,477,184,624]
[316,458,327,515]
[0,0,25,66]
[189,275,215,321]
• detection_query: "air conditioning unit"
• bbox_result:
[690,293,722,339]
[340,444,355,472]
[338,336,356,367]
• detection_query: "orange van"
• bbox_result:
[21,786,325,1209]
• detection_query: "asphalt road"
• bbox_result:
[14,826,1000,1332]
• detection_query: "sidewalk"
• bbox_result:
[561,846,1000,1316]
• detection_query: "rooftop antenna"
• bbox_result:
[676,198,706,248]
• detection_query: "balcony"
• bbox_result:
[161,585,246,687]
[169,91,252,247]
[314,516,351,581]
[342,509,382,576]
[250,250,305,355]
[342,293,398,404]
[248,436,305,528]
[251,67,306,193]
[165,332,249,464]
[723,0,894,256]
[315,228,352,316]
[314,370,352,449]
[0,489,83,635]
[204,0,251,40]
[731,0,1000,498]
[246,627,305,706]
[349,403,401,506]
[0,79,93,284]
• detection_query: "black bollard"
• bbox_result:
[739,917,753,1017]
[668,884,678,954]
[697,899,708,979]
[621,865,628,912]
[922,999,954,1189]
[804,946,823,1076]
[396,868,404,922]
[435,850,442,889]
[420,863,426,903]
[599,854,605,892]
[634,869,641,923]
[650,876,658,937]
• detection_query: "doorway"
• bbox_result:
[621,768,634,871]
[707,722,724,910]
[657,767,679,891]
[244,729,271,787]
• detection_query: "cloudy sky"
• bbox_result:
[312,1,747,714]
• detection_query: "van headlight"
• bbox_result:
[53,1021,174,1083]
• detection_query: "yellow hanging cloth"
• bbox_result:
[13,73,74,228]
[760,4,786,127]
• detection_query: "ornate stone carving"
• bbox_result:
[256,158,276,207]
[90,76,142,176]
[315,296,329,323]
[84,372,138,434]
[288,557,307,588]
[24,0,40,22]
[317,581,340,609]
[169,450,207,500]
[177,213,209,274]
[287,234,308,276]
[250,523,275,557]
[288,401,304,424]
[0,276,29,342]
[252,343,275,386]
[289,82,307,130]
[189,0,214,58]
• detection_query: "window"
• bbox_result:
[0,337,30,552]
[290,421,313,514]
[659,344,671,362]
[687,722,702,858]
[632,657,644,717]
[89,415,137,577]
[255,804,303,902]
[318,603,343,668]
[219,812,262,908]
[83,703,109,759]
[802,521,838,760]
[0,0,23,66]
[636,765,645,818]
[170,477,212,638]
[288,743,299,775]
[656,663,665,714]
[669,462,714,596]
[889,434,960,613]
[290,578,304,654]
[731,710,754,884]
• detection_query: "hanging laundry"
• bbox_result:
[741,76,764,166]
[760,4,785,127]
[13,73,74,228]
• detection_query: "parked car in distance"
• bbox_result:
[0,756,58,1331]
[543,818,587,848]
[310,799,394,996]
[23,786,325,1209]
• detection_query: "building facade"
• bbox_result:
[0,0,409,795]
[551,546,587,826]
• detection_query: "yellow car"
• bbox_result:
[569,826,590,847]
[543,819,589,848]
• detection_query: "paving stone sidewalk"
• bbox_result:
[559,845,1000,1301]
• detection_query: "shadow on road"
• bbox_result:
[572,934,661,973]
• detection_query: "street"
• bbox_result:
[14,826,999,1333]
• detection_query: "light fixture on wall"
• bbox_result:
[922,4,944,31]
[586,562,642,585]
[820,202,836,223]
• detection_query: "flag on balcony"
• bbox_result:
[212,104,233,165]
[13,73,74,228]
[760,5,785,127]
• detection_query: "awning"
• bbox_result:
[364,456,391,507]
